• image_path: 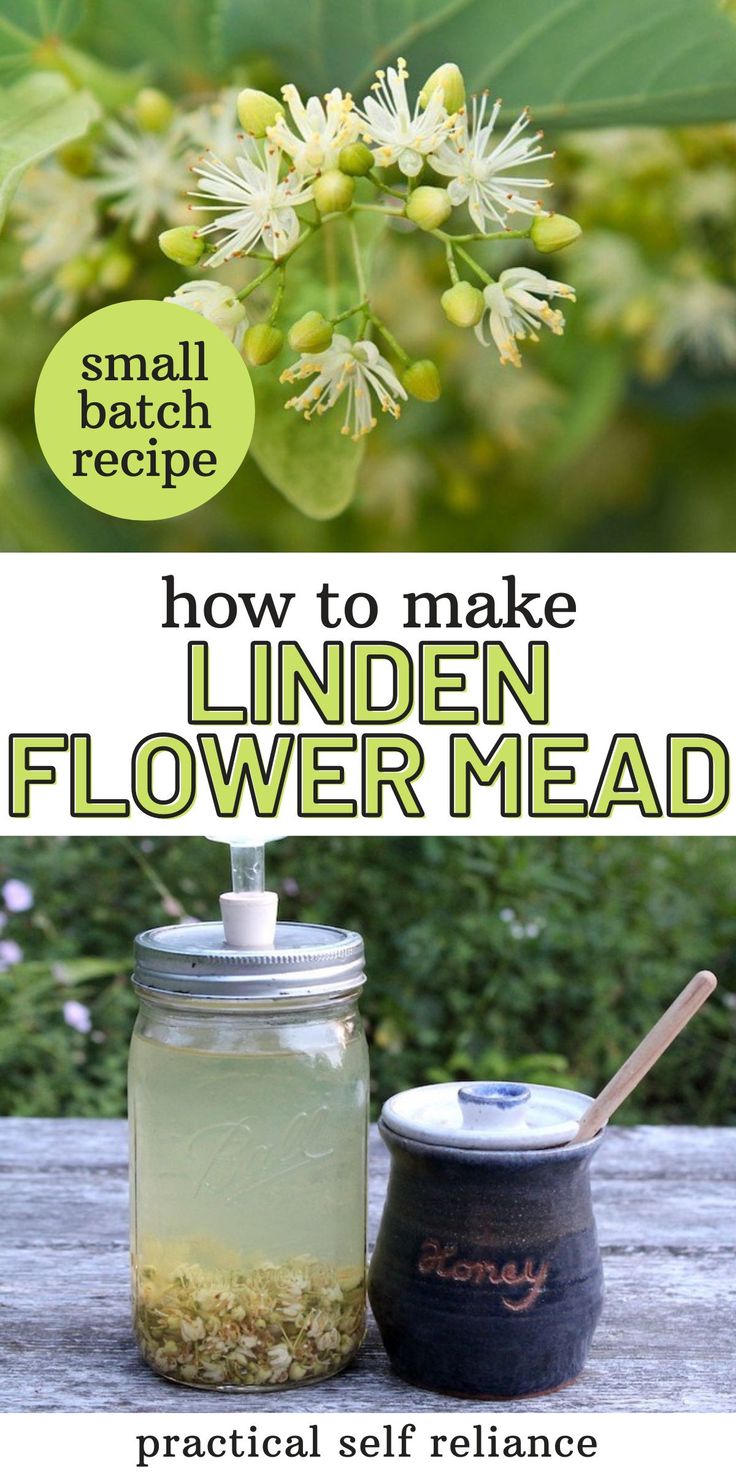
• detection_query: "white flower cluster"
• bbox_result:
[189,57,553,264]
[160,57,580,438]
[476,268,576,368]
[135,1254,364,1388]
[11,60,581,440]
[280,335,408,438]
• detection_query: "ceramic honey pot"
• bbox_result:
[368,1080,604,1399]
[369,972,718,1398]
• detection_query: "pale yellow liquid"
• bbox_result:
[129,1019,368,1387]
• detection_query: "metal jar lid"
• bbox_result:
[133,920,365,1003]
[381,1080,593,1150]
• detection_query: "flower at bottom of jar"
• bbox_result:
[134,1255,365,1387]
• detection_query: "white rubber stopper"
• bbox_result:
[220,890,278,949]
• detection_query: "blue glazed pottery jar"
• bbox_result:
[368,1081,604,1399]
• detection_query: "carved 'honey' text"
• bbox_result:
[417,1238,549,1312]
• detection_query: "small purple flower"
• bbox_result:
[63,1000,92,1034]
[2,879,34,913]
[0,939,23,965]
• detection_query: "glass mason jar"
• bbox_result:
[129,919,368,1391]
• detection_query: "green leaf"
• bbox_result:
[41,42,147,110]
[213,0,736,128]
[248,211,385,519]
[0,6,143,109]
[541,334,629,470]
[48,956,127,984]
[0,431,82,552]
[0,72,99,229]
[0,1,86,65]
[250,361,365,520]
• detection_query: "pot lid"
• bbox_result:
[381,1080,593,1150]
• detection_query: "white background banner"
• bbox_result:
[1,1412,731,1468]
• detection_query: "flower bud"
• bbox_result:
[402,359,441,402]
[287,311,334,353]
[530,212,582,253]
[244,323,285,365]
[419,62,465,116]
[58,138,95,177]
[158,226,205,268]
[133,87,175,133]
[97,249,134,291]
[405,185,452,231]
[56,257,97,294]
[313,169,355,215]
[441,280,484,327]
[338,142,375,177]
[237,88,284,137]
[621,297,657,337]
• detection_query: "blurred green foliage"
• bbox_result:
[0,836,734,1122]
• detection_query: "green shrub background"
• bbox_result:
[0,835,733,1122]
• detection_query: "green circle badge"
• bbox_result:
[35,299,254,520]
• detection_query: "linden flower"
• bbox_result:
[267,1343,293,1379]
[164,280,247,348]
[268,86,359,176]
[15,164,99,276]
[187,88,242,170]
[191,141,314,264]
[14,164,100,318]
[282,334,408,438]
[476,267,576,366]
[652,276,736,370]
[679,166,736,226]
[573,231,651,334]
[179,1316,206,1342]
[134,1255,363,1388]
[357,56,456,177]
[95,118,191,239]
[431,96,553,230]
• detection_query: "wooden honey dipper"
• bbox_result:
[574,970,717,1144]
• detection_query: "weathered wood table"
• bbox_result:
[1,1120,734,1413]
